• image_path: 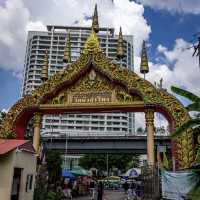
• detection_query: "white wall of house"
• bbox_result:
[0,151,15,200]
[0,149,37,200]
[14,150,37,200]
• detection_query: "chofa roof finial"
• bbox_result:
[140,41,149,79]
[116,27,125,59]
[92,4,99,33]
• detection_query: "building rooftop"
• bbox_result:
[0,139,35,155]
[46,25,114,34]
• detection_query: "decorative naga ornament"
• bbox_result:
[63,32,71,63]
[41,50,49,82]
[140,41,149,79]
[92,4,99,33]
[116,27,125,59]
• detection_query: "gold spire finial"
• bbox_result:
[63,32,71,63]
[116,27,125,59]
[82,29,102,54]
[92,4,99,33]
[140,41,149,79]
[41,50,49,82]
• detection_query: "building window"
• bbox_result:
[26,174,33,192]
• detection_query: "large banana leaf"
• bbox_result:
[171,119,200,138]
[171,86,200,103]
[186,102,200,112]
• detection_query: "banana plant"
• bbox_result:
[171,86,200,138]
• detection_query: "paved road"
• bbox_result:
[74,190,125,200]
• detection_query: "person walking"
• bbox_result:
[97,181,104,200]
[127,188,133,200]
[89,179,96,200]
[123,181,129,194]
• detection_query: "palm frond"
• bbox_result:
[186,102,200,112]
[171,119,200,138]
[171,86,200,102]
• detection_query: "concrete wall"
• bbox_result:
[0,151,15,200]
[14,150,37,200]
[0,149,36,200]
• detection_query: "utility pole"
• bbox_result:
[106,153,109,177]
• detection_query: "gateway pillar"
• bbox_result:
[145,109,155,166]
[33,112,42,153]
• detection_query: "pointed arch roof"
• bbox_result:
[0,31,193,169]
[0,31,190,135]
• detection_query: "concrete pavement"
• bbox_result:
[74,190,125,200]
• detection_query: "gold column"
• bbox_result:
[33,112,42,153]
[145,109,155,166]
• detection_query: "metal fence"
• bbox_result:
[141,165,160,200]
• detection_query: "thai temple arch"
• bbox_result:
[0,5,194,169]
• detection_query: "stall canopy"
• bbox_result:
[125,168,141,177]
[71,166,89,176]
[62,169,75,178]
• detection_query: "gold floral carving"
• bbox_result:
[145,109,154,127]
[82,30,102,55]
[0,32,194,169]
[48,71,142,105]
[33,112,42,127]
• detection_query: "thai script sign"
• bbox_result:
[70,91,112,103]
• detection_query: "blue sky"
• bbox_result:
[0,69,21,110]
[144,7,200,61]
[0,0,200,111]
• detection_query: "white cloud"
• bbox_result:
[134,38,200,128]
[1,0,199,128]
[135,39,200,116]
[136,38,200,97]
[135,112,169,133]
[0,0,150,76]
[157,44,167,53]
[136,0,200,14]
[1,108,8,113]
[0,0,28,73]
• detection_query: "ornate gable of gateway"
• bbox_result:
[0,30,193,169]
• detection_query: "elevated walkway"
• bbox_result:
[43,135,170,154]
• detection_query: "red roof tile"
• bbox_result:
[0,139,35,155]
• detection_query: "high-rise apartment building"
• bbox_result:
[22,25,135,137]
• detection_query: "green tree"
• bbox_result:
[46,150,62,184]
[126,155,140,169]
[79,154,139,173]
[171,86,200,137]
[0,111,16,139]
[0,111,6,125]
[136,127,144,135]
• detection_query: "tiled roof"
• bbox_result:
[0,139,35,155]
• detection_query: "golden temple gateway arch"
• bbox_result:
[0,31,194,169]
